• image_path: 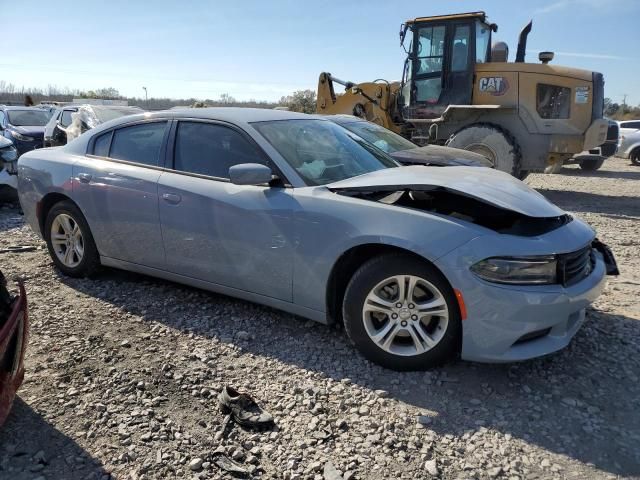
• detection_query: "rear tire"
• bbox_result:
[579,157,605,171]
[44,201,100,278]
[631,149,640,166]
[446,123,522,178]
[342,254,461,371]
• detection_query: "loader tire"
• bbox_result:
[446,124,523,178]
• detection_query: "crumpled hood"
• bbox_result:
[327,166,564,218]
[391,145,493,168]
[9,125,45,138]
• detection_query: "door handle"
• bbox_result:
[162,192,182,204]
[77,173,92,184]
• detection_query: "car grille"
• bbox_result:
[557,245,594,287]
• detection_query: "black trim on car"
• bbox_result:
[84,116,292,186]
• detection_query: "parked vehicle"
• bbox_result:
[0,270,28,427]
[0,107,51,156]
[568,119,619,171]
[44,104,145,147]
[328,115,493,168]
[17,108,617,370]
[616,120,640,166]
[0,137,18,199]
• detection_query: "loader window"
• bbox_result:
[537,84,571,119]
[416,26,445,75]
[451,25,470,72]
[476,21,491,63]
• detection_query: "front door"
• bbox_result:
[158,120,294,301]
[72,120,169,269]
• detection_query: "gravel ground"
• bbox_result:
[0,157,638,480]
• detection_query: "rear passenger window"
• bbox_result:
[93,132,112,157]
[110,122,167,167]
[174,121,265,178]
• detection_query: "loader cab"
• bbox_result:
[400,12,495,119]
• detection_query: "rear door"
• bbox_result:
[157,119,295,301]
[72,120,169,268]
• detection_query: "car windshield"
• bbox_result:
[253,119,399,186]
[338,120,417,153]
[6,109,51,126]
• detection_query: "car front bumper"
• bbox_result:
[435,224,609,363]
[461,252,605,362]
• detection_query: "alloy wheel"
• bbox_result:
[50,213,84,268]
[362,275,449,357]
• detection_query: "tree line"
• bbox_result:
[604,98,640,121]
[0,81,317,113]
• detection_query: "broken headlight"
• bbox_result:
[471,256,557,285]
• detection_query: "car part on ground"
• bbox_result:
[17,108,617,370]
[327,115,493,168]
[316,12,609,177]
[0,270,28,427]
[218,386,274,428]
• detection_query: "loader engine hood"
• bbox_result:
[328,166,571,236]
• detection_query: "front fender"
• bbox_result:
[291,188,480,313]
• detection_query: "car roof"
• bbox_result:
[132,107,318,124]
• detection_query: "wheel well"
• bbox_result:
[325,244,446,325]
[38,193,74,236]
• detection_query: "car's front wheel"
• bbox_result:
[342,254,461,371]
[44,201,100,277]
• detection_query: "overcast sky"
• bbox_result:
[1,0,638,104]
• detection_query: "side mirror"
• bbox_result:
[229,163,273,186]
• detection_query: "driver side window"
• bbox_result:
[174,121,266,179]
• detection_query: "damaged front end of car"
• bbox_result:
[0,270,29,427]
[330,184,574,237]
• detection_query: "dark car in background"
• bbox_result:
[569,119,619,171]
[44,105,145,147]
[328,115,493,168]
[0,107,52,156]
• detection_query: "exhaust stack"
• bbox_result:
[515,20,532,62]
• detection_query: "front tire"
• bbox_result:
[446,123,523,178]
[44,201,100,277]
[342,254,461,371]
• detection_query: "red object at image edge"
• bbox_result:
[0,283,28,427]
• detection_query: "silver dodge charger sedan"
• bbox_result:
[16,108,617,370]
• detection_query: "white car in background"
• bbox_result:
[0,136,18,201]
[616,120,640,165]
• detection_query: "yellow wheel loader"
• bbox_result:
[317,12,609,178]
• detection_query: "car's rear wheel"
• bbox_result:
[342,254,461,370]
[631,149,640,166]
[44,201,100,277]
